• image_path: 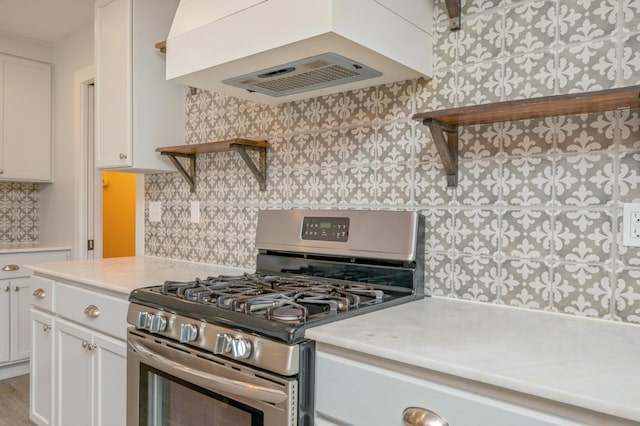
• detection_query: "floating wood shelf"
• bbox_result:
[157,139,269,193]
[412,85,640,187]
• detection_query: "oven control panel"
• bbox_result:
[301,216,349,242]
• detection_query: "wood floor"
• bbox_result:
[0,374,35,426]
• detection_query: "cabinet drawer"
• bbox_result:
[316,350,582,426]
[30,276,55,312]
[0,251,69,279]
[56,283,128,340]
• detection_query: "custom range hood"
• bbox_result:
[166,0,433,104]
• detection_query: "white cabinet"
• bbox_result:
[30,308,54,426]
[56,318,93,426]
[315,346,584,426]
[94,0,185,172]
[30,275,128,426]
[0,54,52,181]
[55,318,126,426]
[0,250,69,380]
[10,278,32,360]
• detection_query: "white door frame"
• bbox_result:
[74,65,100,260]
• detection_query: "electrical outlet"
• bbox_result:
[149,201,161,223]
[623,203,640,247]
[190,201,201,224]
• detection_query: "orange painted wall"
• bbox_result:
[102,171,136,258]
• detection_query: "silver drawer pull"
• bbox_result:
[84,305,101,317]
[403,407,449,426]
[2,264,19,271]
[42,324,51,332]
[33,288,46,298]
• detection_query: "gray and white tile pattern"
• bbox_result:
[146,0,640,324]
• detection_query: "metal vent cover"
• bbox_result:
[223,52,382,98]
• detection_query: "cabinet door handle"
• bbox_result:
[119,153,128,160]
[84,305,101,317]
[42,324,51,332]
[3,286,9,292]
[82,340,96,351]
[2,264,19,271]
[33,288,46,298]
[403,407,449,426]
[14,286,19,292]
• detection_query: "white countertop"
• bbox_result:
[0,241,71,254]
[27,256,251,295]
[305,297,640,423]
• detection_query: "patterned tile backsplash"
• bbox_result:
[145,0,640,323]
[0,182,39,242]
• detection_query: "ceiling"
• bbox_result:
[0,0,94,45]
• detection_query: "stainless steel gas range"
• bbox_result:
[126,209,424,426]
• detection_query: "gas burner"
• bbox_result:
[267,305,308,322]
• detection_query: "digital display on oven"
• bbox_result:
[301,217,349,242]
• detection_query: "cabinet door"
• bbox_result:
[93,332,127,426]
[56,318,93,426]
[95,0,132,168]
[30,309,54,426]
[95,0,183,172]
[10,278,32,361]
[0,283,9,363]
[0,54,52,181]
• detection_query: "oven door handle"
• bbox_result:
[129,338,288,404]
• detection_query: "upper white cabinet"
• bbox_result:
[94,0,185,172]
[0,54,52,182]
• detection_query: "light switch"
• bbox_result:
[149,201,161,223]
[191,201,200,224]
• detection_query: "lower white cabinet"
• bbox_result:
[30,275,128,426]
[56,318,126,426]
[315,346,584,426]
[30,309,54,426]
[0,250,70,380]
[0,279,30,364]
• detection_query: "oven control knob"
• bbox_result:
[231,338,252,359]
[149,314,167,333]
[179,323,198,343]
[136,312,151,330]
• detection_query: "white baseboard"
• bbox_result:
[0,361,29,380]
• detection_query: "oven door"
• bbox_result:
[127,330,296,426]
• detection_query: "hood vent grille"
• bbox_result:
[223,52,382,98]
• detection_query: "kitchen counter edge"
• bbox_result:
[26,255,251,296]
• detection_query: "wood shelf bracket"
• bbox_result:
[445,0,461,31]
[423,119,459,187]
[161,152,197,192]
[230,143,267,191]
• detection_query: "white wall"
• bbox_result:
[0,34,52,63]
[39,24,93,257]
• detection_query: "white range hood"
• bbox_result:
[166,0,433,104]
